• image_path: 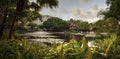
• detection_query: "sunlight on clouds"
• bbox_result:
[60,8,70,14]
[90,4,99,14]
[80,9,93,18]
[71,8,100,23]
[72,8,93,18]
[84,17,99,23]
[72,8,81,15]
[40,0,107,23]
[79,0,89,4]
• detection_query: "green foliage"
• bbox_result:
[0,0,59,39]
[92,17,119,34]
[46,39,92,59]
[77,21,89,30]
[106,0,120,21]
[1,34,120,59]
[66,19,89,31]
[96,0,120,35]
[43,17,68,31]
[99,0,120,21]
[0,39,47,59]
[92,34,120,59]
[28,22,38,28]
[104,17,119,33]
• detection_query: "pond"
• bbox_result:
[23,31,98,47]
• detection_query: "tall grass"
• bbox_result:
[0,34,120,59]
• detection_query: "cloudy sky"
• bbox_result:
[40,0,107,23]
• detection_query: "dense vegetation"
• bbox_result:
[43,17,68,31]
[92,17,120,34]
[0,0,120,59]
[0,0,58,39]
[1,34,120,59]
[42,17,120,35]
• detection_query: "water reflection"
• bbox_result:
[24,31,95,47]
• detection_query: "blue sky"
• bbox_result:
[39,0,107,23]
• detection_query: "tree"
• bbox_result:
[92,17,119,33]
[0,0,59,39]
[77,21,89,30]
[27,22,38,31]
[67,19,80,30]
[100,0,120,21]
[97,0,120,34]
[0,0,17,39]
[104,17,119,33]
[43,17,68,31]
[92,20,105,32]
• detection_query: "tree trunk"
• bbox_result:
[8,0,26,39]
[0,7,8,39]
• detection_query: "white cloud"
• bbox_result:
[48,7,70,15]
[80,9,93,18]
[59,8,70,14]
[72,8,93,18]
[71,8,101,23]
[90,4,99,14]
[79,0,89,4]
[72,8,81,15]
[84,17,99,23]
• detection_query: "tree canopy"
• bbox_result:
[43,17,68,31]
[99,0,120,21]
[0,0,59,39]
[77,22,89,30]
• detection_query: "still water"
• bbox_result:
[24,31,95,47]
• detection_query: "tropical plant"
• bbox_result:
[0,34,120,59]
[0,0,59,39]
[92,34,119,59]
[0,39,48,59]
